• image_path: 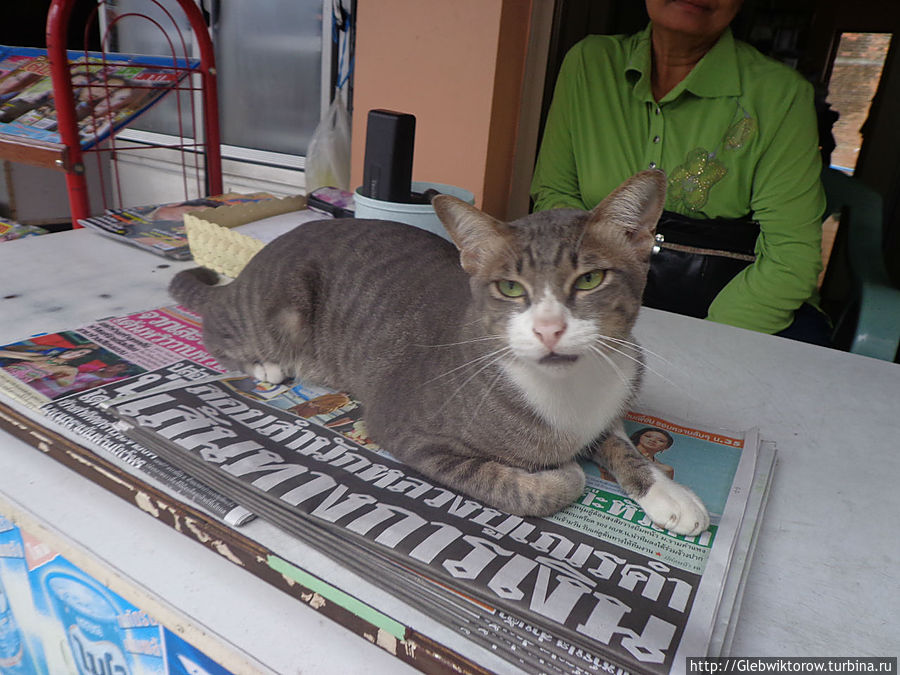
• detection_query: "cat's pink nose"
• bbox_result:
[533,316,566,351]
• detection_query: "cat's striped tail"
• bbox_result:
[168,267,220,311]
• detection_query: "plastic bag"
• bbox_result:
[305,90,351,192]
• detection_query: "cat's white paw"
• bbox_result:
[251,362,285,384]
[636,479,709,536]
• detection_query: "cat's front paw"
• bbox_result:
[498,462,585,517]
[636,479,709,536]
[250,362,286,384]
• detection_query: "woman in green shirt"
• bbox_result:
[531,0,828,343]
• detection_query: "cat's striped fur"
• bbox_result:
[170,170,708,534]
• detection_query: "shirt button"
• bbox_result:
[649,162,657,168]
[653,135,661,143]
[655,106,661,115]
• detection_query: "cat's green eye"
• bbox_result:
[496,280,526,298]
[574,270,606,291]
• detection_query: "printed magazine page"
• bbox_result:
[77,193,280,260]
[0,307,250,526]
[105,362,762,675]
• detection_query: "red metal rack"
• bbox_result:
[0,0,223,225]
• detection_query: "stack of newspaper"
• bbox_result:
[0,305,775,675]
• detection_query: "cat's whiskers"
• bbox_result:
[435,348,513,413]
[422,345,511,386]
[587,344,631,388]
[595,334,677,370]
[414,335,506,349]
[593,338,650,384]
[599,334,698,393]
[472,364,508,419]
[593,336,685,393]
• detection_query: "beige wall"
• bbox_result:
[350,0,534,218]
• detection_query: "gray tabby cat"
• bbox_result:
[170,170,708,535]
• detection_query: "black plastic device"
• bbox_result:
[361,109,416,202]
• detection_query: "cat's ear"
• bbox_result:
[432,195,513,275]
[587,169,666,249]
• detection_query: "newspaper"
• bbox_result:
[0,307,251,526]
[104,362,765,675]
[708,440,775,657]
[0,45,197,149]
[0,303,771,673]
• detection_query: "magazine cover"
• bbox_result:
[0,53,54,127]
[0,47,41,81]
[77,193,280,260]
[0,217,49,241]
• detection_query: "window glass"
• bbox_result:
[108,0,323,157]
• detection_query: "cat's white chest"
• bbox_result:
[504,352,637,450]
[502,297,638,449]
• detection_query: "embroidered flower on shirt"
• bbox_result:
[665,101,755,211]
[668,147,727,211]
[724,115,756,151]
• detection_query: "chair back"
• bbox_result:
[819,168,899,361]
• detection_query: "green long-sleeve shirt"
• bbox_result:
[531,25,826,334]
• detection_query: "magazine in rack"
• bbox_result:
[0,304,775,674]
[0,45,198,149]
